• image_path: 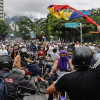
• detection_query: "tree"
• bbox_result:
[0,20,10,35]
[33,18,49,41]
[16,16,35,40]
[46,11,100,43]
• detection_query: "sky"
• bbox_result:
[4,0,100,19]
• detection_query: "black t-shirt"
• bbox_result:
[54,62,100,100]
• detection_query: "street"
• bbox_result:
[24,76,49,100]
[24,94,48,100]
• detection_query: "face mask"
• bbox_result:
[68,55,72,59]
[60,56,67,62]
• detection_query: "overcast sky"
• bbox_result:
[4,0,100,19]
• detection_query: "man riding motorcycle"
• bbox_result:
[0,55,36,100]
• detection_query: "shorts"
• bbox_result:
[12,67,25,77]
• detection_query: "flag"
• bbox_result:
[48,5,98,26]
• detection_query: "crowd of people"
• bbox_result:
[0,39,100,100]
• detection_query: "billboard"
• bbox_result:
[80,10,91,15]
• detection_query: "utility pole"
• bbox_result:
[80,23,82,45]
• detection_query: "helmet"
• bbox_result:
[6,44,10,47]
[20,48,27,56]
[0,55,13,70]
[72,47,93,68]
[70,42,75,46]
[67,48,73,52]
[84,43,88,46]
[21,48,27,53]
[19,44,23,48]
[53,48,57,52]
[60,50,67,55]
[14,46,18,50]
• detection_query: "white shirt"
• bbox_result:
[0,49,8,55]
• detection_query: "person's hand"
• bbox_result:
[24,57,27,60]
[49,71,53,77]
[47,58,51,61]
[53,92,61,99]
[20,67,25,70]
[36,60,39,63]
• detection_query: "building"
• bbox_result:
[9,22,19,31]
[0,0,4,20]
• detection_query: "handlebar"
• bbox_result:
[17,86,36,95]
[16,86,40,97]
[44,59,53,62]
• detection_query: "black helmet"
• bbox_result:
[53,48,57,52]
[72,47,93,68]
[0,55,13,70]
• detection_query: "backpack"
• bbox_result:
[0,72,10,100]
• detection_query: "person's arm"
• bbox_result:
[44,40,49,52]
[46,84,57,94]
[68,59,74,71]
[46,74,66,98]
[46,84,61,99]
[45,44,49,52]
[49,60,58,77]
[24,57,34,63]
[45,54,53,61]
[52,60,58,72]
[37,51,40,56]
[53,57,60,64]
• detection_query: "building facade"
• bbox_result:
[0,0,4,20]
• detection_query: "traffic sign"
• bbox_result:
[65,23,79,28]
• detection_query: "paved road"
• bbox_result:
[24,94,48,100]
[24,76,49,100]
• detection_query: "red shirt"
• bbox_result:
[37,45,49,57]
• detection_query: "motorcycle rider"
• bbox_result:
[46,46,100,100]
[13,48,35,77]
[0,55,36,100]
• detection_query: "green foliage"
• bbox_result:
[0,20,10,35]
[9,8,100,42]
[46,10,100,42]
[33,18,49,41]
[16,16,35,40]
